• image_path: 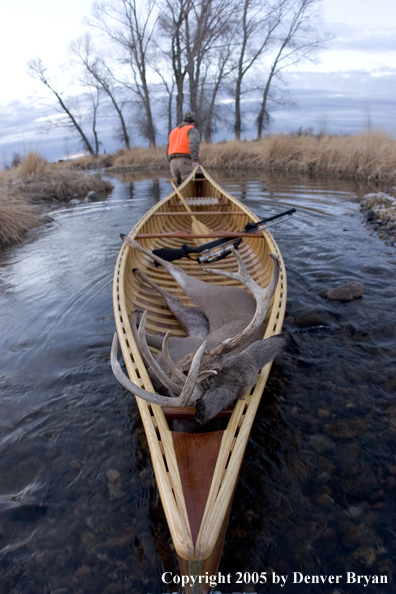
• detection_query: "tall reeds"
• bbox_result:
[201,132,396,180]
[0,151,112,245]
[2,133,396,247]
[90,131,396,182]
[0,184,44,245]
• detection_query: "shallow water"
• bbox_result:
[0,172,395,594]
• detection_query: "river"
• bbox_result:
[0,171,395,593]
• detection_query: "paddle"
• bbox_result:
[168,179,212,245]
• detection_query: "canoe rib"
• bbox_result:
[113,166,287,589]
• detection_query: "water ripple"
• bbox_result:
[0,172,395,593]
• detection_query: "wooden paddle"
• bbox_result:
[168,179,212,245]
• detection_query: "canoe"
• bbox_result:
[112,166,286,593]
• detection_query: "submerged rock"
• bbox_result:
[326,282,364,302]
[360,191,396,245]
[309,434,336,454]
[295,309,336,327]
[85,190,101,201]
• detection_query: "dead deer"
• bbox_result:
[111,237,288,424]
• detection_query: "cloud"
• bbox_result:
[0,96,121,164]
[1,65,395,165]
[328,23,396,53]
[268,69,396,135]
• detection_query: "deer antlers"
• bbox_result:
[111,333,212,408]
[205,249,279,355]
[111,242,282,419]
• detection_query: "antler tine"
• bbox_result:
[111,333,183,406]
[204,247,265,292]
[176,340,207,406]
[162,330,187,384]
[163,331,217,385]
[197,369,217,382]
[137,310,183,395]
[112,333,208,408]
[204,249,280,356]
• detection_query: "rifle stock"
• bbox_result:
[139,207,296,264]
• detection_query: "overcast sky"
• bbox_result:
[1,0,395,163]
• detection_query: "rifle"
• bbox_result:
[151,207,296,264]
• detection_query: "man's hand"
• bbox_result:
[192,161,199,168]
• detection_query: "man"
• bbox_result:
[166,111,200,185]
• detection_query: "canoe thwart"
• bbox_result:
[153,211,247,216]
[135,231,264,239]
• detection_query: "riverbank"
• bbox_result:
[78,131,396,185]
[1,174,396,593]
[2,132,396,245]
[0,152,113,245]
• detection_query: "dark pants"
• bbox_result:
[170,157,193,186]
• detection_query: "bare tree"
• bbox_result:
[158,0,187,124]
[89,0,159,147]
[256,0,328,139]
[232,0,286,141]
[70,34,131,148]
[183,0,235,124]
[158,0,236,128]
[27,57,97,155]
[90,87,102,154]
[203,30,235,142]
[153,66,176,134]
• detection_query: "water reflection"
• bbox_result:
[0,172,395,593]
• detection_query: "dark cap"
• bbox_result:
[183,111,196,123]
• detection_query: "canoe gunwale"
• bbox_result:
[112,166,287,565]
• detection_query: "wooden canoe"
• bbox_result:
[112,166,287,593]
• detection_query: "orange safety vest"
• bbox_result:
[167,125,194,157]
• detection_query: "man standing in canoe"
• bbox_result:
[166,111,200,185]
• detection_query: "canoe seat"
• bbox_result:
[184,197,220,205]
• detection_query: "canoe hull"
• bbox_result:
[113,167,287,591]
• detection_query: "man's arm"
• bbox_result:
[187,127,200,162]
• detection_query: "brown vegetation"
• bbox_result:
[0,152,113,246]
[3,132,396,247]
[0,187,44,245]
[76,131,396,183]
[201,132,396,181]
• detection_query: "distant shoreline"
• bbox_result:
[1,132,396,246]
[77,131,396,184]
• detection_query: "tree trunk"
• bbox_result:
[257,69,274,139]
[234,76,242,141]
[55,90,96,155]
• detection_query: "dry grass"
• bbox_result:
[18,151,49,176]
[19,167,113,201]
[3,133,396,246]
[200,132,396,181]
[81,131,396,183]
[75,146,167,170]
[111,146,168,169]
[0,185,45,245]
[0,151,113,246]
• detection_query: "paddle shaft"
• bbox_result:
[169,180,212,242]
[170,180,194,213]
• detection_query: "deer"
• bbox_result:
[111,237,288,424]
